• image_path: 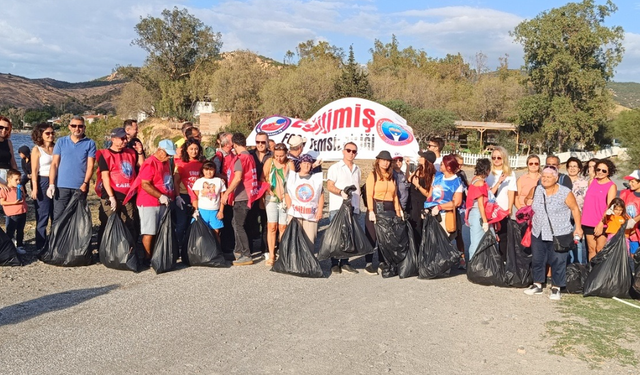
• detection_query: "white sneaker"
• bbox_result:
[15,246,26,255]
[549,287,561,301]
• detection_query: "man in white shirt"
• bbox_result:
[427,136,444,171]
[326,142,361,275]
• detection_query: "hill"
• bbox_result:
[0,72,126,112]
[607,82,640,109]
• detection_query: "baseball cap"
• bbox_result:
[110,127,127,138]
[158,139,176,156]
[392,151,403,160]
[288,135,307,148]
[624,170,640,181]
[418,150,437,164]
[299,153,316,164]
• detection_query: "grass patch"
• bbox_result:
[546,294,640,367]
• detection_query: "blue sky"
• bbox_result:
[1,0,639,82]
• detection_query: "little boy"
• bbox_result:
[0,169,28,254]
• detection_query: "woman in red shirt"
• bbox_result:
[174,139,204,246]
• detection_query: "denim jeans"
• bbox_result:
[531,234,569,287]
[6,213,26,246]
[33,176,53,250]
[232,202,251,259]
[467,207,484,261]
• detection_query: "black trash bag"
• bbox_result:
[398,222,419,279]
[418,214,460,279]
[99,214,138,271]
[375,214,409,265]
[566,263,589,294]
[151,208,178,274]
[633,253,640,296]
[467,230,507,286]
[184,217,227,267]
[504,219,533,287]
[583,225,633,298]
[318,200,373,260]
[0,226,21,266]
[272,218,323,278]
[40,190,92,267]
[380,262,398,278]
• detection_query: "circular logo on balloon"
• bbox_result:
[376,118,414,146]
[256,116,291,136]
[295,184,314,203]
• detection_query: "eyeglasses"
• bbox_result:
[427,144,437,149]
[544,165,558,171]
[69,124,85,129]
[256,141,267,145]
[596,168,608,173]
[344,148,357,154]
[492,156,502,160]
[528,162,539,166]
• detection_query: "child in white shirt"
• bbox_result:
[191,162,226,237]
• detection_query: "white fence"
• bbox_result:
[457,147,628,168]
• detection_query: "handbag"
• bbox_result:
[445,210,457,232]
[541,188,576,253]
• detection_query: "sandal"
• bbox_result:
[266,258,275,266]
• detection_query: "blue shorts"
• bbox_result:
[199,209,224,230]
[630,241,639,255]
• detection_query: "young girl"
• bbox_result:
[191,162,226,238]
[603,198,631,240]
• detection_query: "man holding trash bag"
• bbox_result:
[96,127,139,245]
[47,115,96,220]
[325,142,362,274]
[133,140,176,262]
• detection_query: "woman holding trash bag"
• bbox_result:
[582,159,617,260]
[466,158,492,261]
[262,143,294,266]
[407,150,436,245]
[486,146,517,259]
[515,155,541,210]
[173,139,204,246]
[285,154,324,252]
[524,165,582,300]
[424,154,463,238]
[30,123,55,251]
[364,150,402,275]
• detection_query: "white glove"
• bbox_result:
[46,184,55,199]
[431,206,440,216]
[605,208,614,216]
[176,195,185,210]
[108,196,117,212]
[400,211,405,220]
[627,218,637,230]
[159,195,170,206]
[340,190,349,200]
[482,222,489,232]
[193,209,200,218]
[369,211,376,223]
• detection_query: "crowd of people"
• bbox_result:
[1,115,639,301]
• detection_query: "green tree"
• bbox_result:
[119,7,222,118]
[512,0,624,150]
[296,40,344,64]
[334,46,372,100]
[612,109,640,170]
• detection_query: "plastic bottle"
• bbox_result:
[17,184,22,201]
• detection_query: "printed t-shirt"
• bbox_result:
[97,148,137,199]
[175,159,203,197]
[192,177,226,210]
[425,172,462,208]
[485,170,517,211]
[137,155,174,207]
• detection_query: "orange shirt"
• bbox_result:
[365,171,400,212]
[605,214,626,235]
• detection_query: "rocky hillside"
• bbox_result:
[0,72,125,112]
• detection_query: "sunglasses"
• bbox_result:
[274,144,287,150]
[69,124,85,129]
[0,126,8,131]
[43,131,54,136]
[596,168,608,173]
[544,165,558,170]
[256,141,267,145]
[528,162,539,166]
[344,148,357,154]
[492,156,502,160]
[427,144,437,148]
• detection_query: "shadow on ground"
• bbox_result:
[0,284,120,326]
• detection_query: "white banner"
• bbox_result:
[246,97,420,161]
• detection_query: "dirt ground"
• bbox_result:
[1,162,638,374]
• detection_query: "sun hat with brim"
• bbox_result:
[158,139,177,156]
[624,170,640,181]
[418,150,437,164]
[375,151,393,161]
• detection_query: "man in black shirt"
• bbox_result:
[124,119,145,167]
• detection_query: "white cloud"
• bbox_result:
[613,32,640,82]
